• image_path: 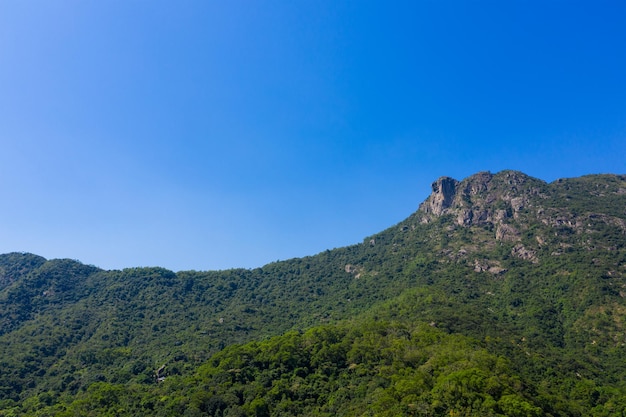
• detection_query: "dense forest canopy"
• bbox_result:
[1,171,625,416]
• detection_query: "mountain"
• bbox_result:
[1,170,625,416]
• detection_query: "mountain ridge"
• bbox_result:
[1,170,625,416]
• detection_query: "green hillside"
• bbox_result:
[1,170,625,416]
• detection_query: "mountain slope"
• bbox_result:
[1,170,625,415]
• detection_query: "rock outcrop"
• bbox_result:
[417,170,550,247]
[418,171,545,225]
[421,177,459,216]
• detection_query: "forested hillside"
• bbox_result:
[1,170,625,416]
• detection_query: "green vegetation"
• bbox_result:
[0,171,625,416]
[22,321,548,416]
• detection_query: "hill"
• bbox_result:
[1,170,625,416]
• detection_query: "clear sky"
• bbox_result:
[1,1,625,271]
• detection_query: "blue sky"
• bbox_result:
[1,1,625,271]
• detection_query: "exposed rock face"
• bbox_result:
[415,170,626,267]
[495,224,521,242]
[473,259,507,275]
[511,244,539,263]
[418,170,540,226]
[422,177,458,216]
[417,170,549,246]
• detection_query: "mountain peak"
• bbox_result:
[418,170,546,226]
[422,175,459,216]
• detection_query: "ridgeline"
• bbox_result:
[1,170,625,416]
